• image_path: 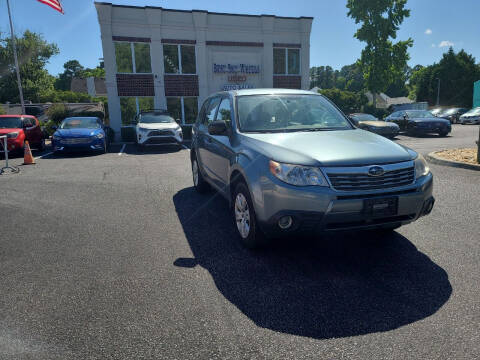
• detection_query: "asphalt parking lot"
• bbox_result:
[1,125,479,359]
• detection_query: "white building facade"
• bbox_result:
[95,2,313,137]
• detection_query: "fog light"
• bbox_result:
[278,216,293,230]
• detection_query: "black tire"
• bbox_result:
[439,131,448,137]
[232,182,266,249]
[136,143,144,152]
[37,139,45,151]
[191,157,209,193]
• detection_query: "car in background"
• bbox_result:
[385,110,451,137]
[52,117,109,153]
[437,108,469,124]
[191,89,434,248]
[0,115,45,154]
[348,113,400,139]
[134,110,183,149]
[458,107,480,125]
[430,108,444,117]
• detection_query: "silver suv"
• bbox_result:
[191,89,434,248]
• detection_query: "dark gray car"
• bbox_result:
[191,89,434,248]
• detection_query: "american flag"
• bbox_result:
[37,0,64,14]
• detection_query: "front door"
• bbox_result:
[197,96,221,183]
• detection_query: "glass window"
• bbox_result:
[205,97,221,125]
[0,117,22,128]
[288,49,300,74]
[163,45,179,74]
[216,98,232,129]
[120,97,137,125]
[237,94,352,133]
[273,48,286,75]
[167,97,182,121]
[181,45,196,74]
[183,97,198,124]
[115,43,133,73]
[134,43,152,73]
[138,97,154,112]
[197,100,209,125]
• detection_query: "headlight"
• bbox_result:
[7,132,19,139]
[269,160,329,187]
[96,133,104,139]
[414,154,430,179]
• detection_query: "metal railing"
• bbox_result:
[0,135,20,174]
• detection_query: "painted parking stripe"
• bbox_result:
[35,151,54,160]
[118,144,126,156]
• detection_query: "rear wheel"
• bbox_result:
[36,139,45,151]
[232,182,266,249]
[192,158,209,193]
[439,130,448,137]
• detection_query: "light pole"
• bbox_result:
[6,0,25,115]
[436,78,441,106]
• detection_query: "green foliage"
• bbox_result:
[0,105,5,115]
[54,60,84,91]
[46,103,69,124]
[346,0,413,98]
[0,31,59,103]
[319,88,368,114]
[74,111,105,120]
[409,48,480,107]
[362,104,390,119]
[82,67,105,79]
[310,63,366,92]
[38,89,93,103]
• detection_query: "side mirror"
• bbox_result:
[208,120,228,136]
[349,117,359,126]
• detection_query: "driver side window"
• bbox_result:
[216,98,232,129]
[203,97,221,125]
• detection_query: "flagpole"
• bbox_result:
[6,0,25,115]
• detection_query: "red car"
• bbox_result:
[0,115,45,154]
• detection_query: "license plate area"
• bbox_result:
[363,197,398,217]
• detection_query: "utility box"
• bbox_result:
[474,80,480,108]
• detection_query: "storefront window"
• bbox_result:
[115,42,151,73]
[273,48,300,75]
[167,97,198,124]
[120,97,154,125]
[134,43,152,73]
[115,43,133,73]
[163,44,196,74]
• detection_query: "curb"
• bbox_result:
[426,151,480,171]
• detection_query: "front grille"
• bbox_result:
[145,137,177,144]
[61,137,92,145]
[326,163,415,192]
[148,130,173,137]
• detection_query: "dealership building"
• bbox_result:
[95,2,313,138]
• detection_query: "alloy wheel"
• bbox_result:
[235,193,250,239]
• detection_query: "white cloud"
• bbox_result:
[439,40,454,48]
[425,29,432,35]
[431,43,436,48]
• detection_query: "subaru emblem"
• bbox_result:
[368,166,385,177]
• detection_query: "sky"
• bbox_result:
[1,0,479,76]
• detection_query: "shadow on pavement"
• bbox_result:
[123,144,184,156]
[173,187,452,340]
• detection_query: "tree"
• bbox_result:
[0,30,59,103]
[347,0,413,106]
[55,60,84,90]
[410,48,480,107]
[319,88,368,114]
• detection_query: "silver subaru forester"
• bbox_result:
[191,89,434,248]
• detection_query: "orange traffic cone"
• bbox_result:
[23,141,35,165]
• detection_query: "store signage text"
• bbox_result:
[222,84,255,91]
[213,63,260,74]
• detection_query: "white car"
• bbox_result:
[135,110,183,148]
[458,107,480,125]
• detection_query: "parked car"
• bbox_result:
[437,108,469,124]
[385,110,451,136]
[134,110,183,149]
[0,115,45,154]
[52,117,109,153]
[348,113,400,139]
[430,108,444,117]
[458,107,480,125]
[191,89,434,248]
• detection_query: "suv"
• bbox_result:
[134,110,183,149]
[191,89,435,248]
[0,115,45,154]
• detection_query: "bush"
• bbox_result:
[319,88,368,114]
[46,103,69,124]
[42,119,58,137]
[0,105,5,115]
[362,104,390,120]
[74,111,105,120]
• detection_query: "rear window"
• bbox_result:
[0,117,22,129]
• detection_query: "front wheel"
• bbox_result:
[438,130,448,137]
[232,182,265,249]
[192,158,209,193]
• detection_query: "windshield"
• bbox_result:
[464,107,480,116]
[430,108,443,115]
[440,108,459,116]
[139,114,175,124]
[60,118,101,129]
[351,114,377,121]
[0,117,22,129]
[406,110,434,118]
[237,94,352,133]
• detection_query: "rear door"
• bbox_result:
[22,117,40,145]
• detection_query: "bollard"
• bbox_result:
[0,134,19,174]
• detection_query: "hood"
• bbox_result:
[55,128,102,137]
[241,129,413,167]
[410,117,450,124]
[359,121,398,128]
[0,128,22,135]
[137,122,180,130]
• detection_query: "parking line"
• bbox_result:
[118,144,126,156]
[35,151,54,160]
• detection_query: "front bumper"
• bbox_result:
[137,131,183,146]
[53,138,105,152]
[252,172,434,236]
[411,123,451,134]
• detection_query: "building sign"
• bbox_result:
[213,63,260,74]
[222,84,255,91]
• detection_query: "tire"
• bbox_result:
[36,139,45,151]
[232,182,266,249]
[191,158,209,193]
[136,143,144,152]
[438,130,448,137]
[102,141,107,154]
